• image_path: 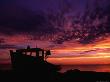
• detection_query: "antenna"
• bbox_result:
[36,44,37,48]
[27,45,30,49]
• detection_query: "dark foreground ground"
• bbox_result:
[0,69,110,82]
[0,56,110,82]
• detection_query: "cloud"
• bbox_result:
[0,0,110,46]
[0,44,17,49]
[79,49,97,55]
[0,2,58,36]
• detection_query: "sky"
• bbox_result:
[0,0,110,65]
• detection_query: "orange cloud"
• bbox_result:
[48,36,110,65]
[47,56,110,65]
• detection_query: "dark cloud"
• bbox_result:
[79,50,96,55]
[0,44,17,49]
[0,38,5,44]
[54,0,110,44]
[0,2,59,35]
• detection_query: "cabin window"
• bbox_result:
[39,51,42,56]
[32,52,36,57]
[27,52,31,55]
[22,52,26,54]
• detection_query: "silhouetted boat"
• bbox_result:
[9,46,60,71]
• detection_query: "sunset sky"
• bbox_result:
[0,0,110,65]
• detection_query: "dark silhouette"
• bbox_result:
[8,46,61,82]
[10,45,51,69]
[0,46,110,82]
